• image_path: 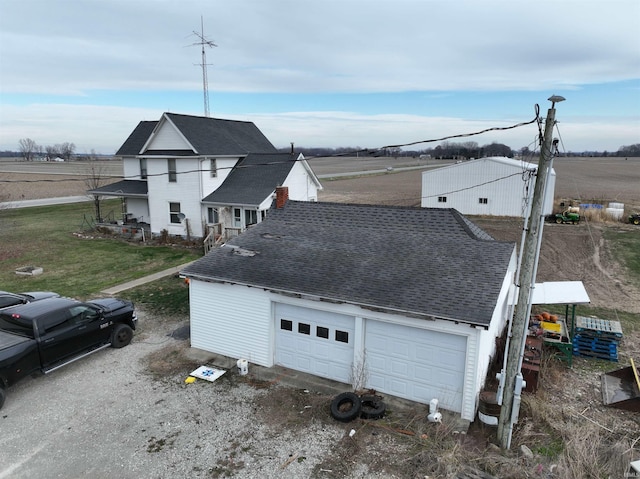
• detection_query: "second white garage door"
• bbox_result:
[275,303,355,384]
[365,320,467,412]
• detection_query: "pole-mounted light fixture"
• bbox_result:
[548,95,566,109]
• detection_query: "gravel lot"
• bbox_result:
[0,312,413,479]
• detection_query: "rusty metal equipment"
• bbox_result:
[601,358,640,412]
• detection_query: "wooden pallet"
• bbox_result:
[573,349,618,361]
[575,316,623,339]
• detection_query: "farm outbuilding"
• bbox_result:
[421,156,556,217]
[181,199,518,422]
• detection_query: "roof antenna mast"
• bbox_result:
[190,16,217,117]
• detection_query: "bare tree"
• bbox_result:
[45,145,60,160]
[18,138,38,161]
[59,142,76,160]
[84,151,106,222]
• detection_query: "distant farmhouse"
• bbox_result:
[88,112,322,239]
[421,156,556,217]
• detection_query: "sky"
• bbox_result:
[0,0,639,155]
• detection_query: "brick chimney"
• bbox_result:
[275,186,289,208]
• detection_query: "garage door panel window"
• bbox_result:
[298,323,311,335]
[316,326,329,339]
[280,319,293,331]
[335,330,349,343]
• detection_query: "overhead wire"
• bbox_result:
[0,105,541,185]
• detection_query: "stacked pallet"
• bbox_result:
[573,316,623,361]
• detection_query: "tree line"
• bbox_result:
[284,142,640,159]
[16,138,76,161]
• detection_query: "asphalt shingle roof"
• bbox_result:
[115,114,277,157]
[87,180,148,196]
[165,113,276,155]
[202,153,298,206]
[115,121,157,156]
[182,201,515,327]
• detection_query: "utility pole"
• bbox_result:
[497,95,565,449]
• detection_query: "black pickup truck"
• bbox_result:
[0,296,137,409]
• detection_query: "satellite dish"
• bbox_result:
[177,213,186,222]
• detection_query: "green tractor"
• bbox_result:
[554,208,580,224]
[629,213,640,225]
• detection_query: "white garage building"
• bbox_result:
[182,199,517,421]
[421,156,556,217]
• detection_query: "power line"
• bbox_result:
[0,108,541,186]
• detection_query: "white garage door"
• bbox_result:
[275,303,354,384]
[365,321,467,412]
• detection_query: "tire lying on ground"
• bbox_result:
[330,392,362,422]
[359,395,386,419]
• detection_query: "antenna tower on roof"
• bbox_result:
[189,16,217,117]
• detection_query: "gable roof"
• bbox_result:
[202,153,300,207]
[116,121,158,156]
[423,156,555,176]
[115,113,277,157]
[182,201,515,327]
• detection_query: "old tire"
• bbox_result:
[111,324,133,348]
[360,395,386,420]
[0,387,5,410]
[330,392,361,422]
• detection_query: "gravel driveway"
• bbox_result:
[0,311,404,479]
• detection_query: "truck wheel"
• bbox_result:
[0,387,5,410]
[111,324,133,348]
[330,392,361,422]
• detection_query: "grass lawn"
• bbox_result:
[0,200,201,301]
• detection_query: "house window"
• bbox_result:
[316,326,329,339]
[335,330,349,343]
[298,323,311,335]
[139,158,147,179]
[438,196,447,203]
[479,198,488,204]
[280,319,292,331]
[207,207,219,224]
[169,202,181,224]
[168,158,177,182]
[210,159,217,178]
[245,209,257,226]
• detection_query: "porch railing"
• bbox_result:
[203,224,243,254]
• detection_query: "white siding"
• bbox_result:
[147,121,191,150]
[123,157,141,178]
[126,198,149,223]
[473,248,517,401]
[200,157,240,198]
[146,158,205,237]
[421,157,555,217]
[189,280,273,366]
[282,160,320,202]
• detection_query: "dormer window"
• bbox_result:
[210,159,217,178]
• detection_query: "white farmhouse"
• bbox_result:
[421,156,556,217]
[88,112,322,239]
[181,199,518,422]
